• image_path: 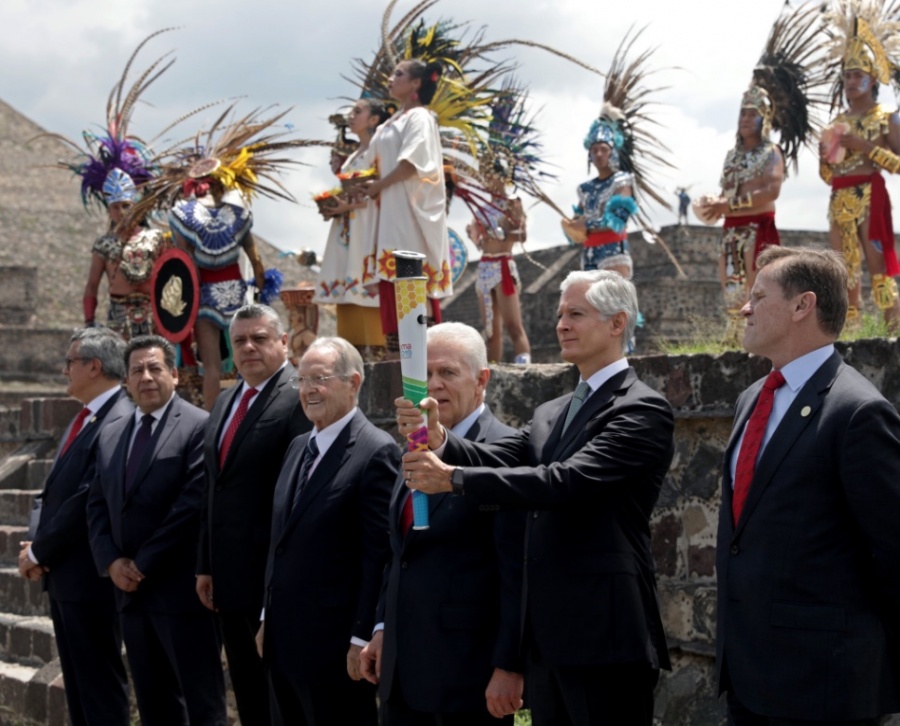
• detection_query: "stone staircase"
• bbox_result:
[0,405,69,726]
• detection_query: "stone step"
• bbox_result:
[0,489,37,527]
[0,658,67,726]
[0,524,28,566]
[0,566,48,617]
[0,440,54,491]
[26,459,53,491]
[0,613,56,665]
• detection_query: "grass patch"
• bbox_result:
[653,315,741,356]
[654,312,894,356]
[839,312,893,341]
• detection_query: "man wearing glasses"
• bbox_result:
[259,337,399,725]
[19,328,133,725]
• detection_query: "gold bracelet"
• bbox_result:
[727,192,753,212]
[819,161,833,185]
[868,146,900,174]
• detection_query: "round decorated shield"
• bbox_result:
[151,248,199,343]
[448,228,468,284]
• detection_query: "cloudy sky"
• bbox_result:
[4,0,892,261]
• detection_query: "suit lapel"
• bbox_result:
[44,390,124,493]
[221,368,291,473]
[126,397,181,500]
[721,382,763,516]
[281,413,357,536]
[550,369,631,462]
[733,353,843,538]
[275,435,308,531]
[211,385,242,474]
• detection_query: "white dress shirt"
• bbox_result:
[729,344,834,484]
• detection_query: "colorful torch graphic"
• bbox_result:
[393,250,430,530]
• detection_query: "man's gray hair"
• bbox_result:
[304,337,365,389]
[70,328,126,380]
[230,303,284,336]
[560,270,639,354]
[427,322,488,377]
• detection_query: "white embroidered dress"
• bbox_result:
[368,106,451,298]
[314,146,379,307]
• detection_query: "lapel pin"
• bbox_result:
[800,406,811,418]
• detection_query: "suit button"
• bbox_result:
[730,545,740,555]
[275,547,284,556]
[215,485,223,492]
[401,561,408,569]
[122,512,128,518]
[532,512,539,519]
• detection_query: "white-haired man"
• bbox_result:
[400,270,675,725]
[261,337,399,725]
[361,322,524,724]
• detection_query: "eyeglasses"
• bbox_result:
[290,375,344,390]
[64,357,91,371]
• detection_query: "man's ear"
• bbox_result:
[793,291,817,320]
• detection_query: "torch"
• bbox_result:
[393,250,430,530]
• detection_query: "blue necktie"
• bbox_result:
[125,414,154,493]
[562,381,591,433]
[292,437,319,510]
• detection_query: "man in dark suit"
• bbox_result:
[17,328,131,726]
[401,270,674,726]
[87,335,226,726]
[360,322,524,725]
[716,246,900,725]
[260,337,399,725]
[195,303,311,725]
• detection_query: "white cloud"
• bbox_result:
[4,0,898,263]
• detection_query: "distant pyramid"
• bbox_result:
[0,99,296,329]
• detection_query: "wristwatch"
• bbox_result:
[450,467,465,495]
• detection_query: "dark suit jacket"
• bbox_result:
[378,406,523,713]
[716,351,900,720]
[263,409,399,682]
[198,365,311,612]
[31,388,133,602]
[443,368,674,670]
[87,394,209,614]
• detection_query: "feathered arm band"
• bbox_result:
[596,195,638,233]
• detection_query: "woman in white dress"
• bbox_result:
[364,59,451,350]
[315,99,392,354]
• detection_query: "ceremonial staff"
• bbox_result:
[393,250,431,530]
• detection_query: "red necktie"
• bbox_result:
[732,370,786,523]
[400,492,414,537]
[218,388,258,468]
[60,407,91,457]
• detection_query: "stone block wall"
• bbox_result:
[442,225,888,360]
[358,338,900,725]
[0,328,71,382]
[0,266,37,326]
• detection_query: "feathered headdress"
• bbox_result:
[739,1,829,168]
[346,0,597,221]
[39,28,177,208]
[481,80,550,190]
[822,0,900,109]
[583,28,673,217]
[125,104,319,225]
